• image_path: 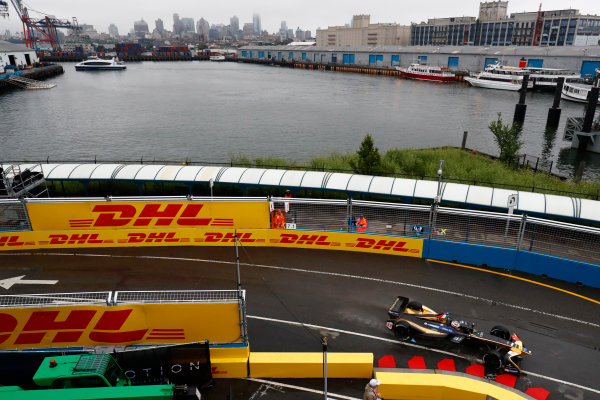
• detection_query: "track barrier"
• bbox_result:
[374,369,536,400]
[249,352,373,378]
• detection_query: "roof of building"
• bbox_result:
[238,44,600,58]
[7,163,600,223]
[0,40,33,53]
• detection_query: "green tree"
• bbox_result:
[489,113,523,164]
[350,134,383,175]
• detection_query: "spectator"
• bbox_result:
[363,378,381,400]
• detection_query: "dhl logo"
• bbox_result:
[68,204,234,229]
[0,309,184,346]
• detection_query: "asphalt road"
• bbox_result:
[1,246,599,399]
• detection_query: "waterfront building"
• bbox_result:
[238,44,600,76]
[108,24,119,39]
[411,1,600,47]
[133,19,149,38]
[316,15,410,47]
[0,40,38,73]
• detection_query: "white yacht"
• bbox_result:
[465,71,533,91]
[75,57,126,71]
[484,62,582,90]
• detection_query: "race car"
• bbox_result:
[385,296,532,375]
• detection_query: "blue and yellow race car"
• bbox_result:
[386,296,532,375]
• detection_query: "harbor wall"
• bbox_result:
[0,64,63,93]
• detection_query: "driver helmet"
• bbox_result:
[451,320,460,330]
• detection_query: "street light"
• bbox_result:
[429,160,444,239]
[321,336,328,400]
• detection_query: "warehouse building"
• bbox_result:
[0,41,38,74]
[237,44,600,76]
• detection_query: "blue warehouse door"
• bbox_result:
[391,55,400,66]
[278,52,282,60]
[369,55,376,65]
[484,57,498,68]
[527,59,543,68]
[448,56,459,68]
[417,55,428,64]
[343,54,355,64]
[581,61,600,78]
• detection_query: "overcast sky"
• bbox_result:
[1,0,599,36]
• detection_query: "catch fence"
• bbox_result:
[271,197,600,266]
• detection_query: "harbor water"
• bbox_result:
[1,61,599,180]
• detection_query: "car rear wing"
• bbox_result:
[387,296,409,319]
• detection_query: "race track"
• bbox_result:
[1,246,599,399]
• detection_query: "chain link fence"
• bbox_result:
[113,290,243,304]
[0,292,112,307]
[0,200,31,231]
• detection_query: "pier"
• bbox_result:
[0,64,63,93]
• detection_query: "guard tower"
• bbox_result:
[0,164,49,198]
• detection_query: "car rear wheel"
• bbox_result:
[483,349,503,371]
[490,325,511,341]
[394,321,411,341]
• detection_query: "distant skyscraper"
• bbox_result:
[155,18,164,35]
[197,18,210,41]
[133,18,149,37]
[253,13,261,34]
[230,16,239,31]
[108,24,119,38]
[295,27,304,40]
[280,21,287,31]
[304,30,312,39]
[173,13,181,35]
[180,17,195,34]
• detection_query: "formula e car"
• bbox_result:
[385,296,532,375]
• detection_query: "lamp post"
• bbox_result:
[429,160,444,239]
[321,336,328,400]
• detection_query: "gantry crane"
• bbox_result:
[6,0,79,51]
[0,1,9,18]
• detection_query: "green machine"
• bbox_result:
[0,354,201,400]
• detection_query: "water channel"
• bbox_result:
[1,61,599,180]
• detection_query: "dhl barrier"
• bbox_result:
[0,291,244,350]
[249,352,373,378]
[0,228,423,257]
[375,369,535,400]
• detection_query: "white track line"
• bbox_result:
[11,252,596,328]
[247,378,360,400]
[248,315,600,395]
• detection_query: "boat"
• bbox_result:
[465,71,533,91]
[209,55,226,62]
[561,68,600,103]
[75,56,126,71]
[561,82,600,104]
[485,62,582,90]
[396,63,455,82]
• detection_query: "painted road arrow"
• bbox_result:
[0,275,58,290]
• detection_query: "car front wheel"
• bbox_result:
[483,349,503,371]
[394,321,411,341]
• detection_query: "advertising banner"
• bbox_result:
[0,302,242,350]
[0,228,423,257]
[26,201,269,231]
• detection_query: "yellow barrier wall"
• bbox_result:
[0,228,423,257]
[249,352,373,378]
[375,371,533,400]
[0,303,242,350]
[210,346,250,378]
[26,201,270,230]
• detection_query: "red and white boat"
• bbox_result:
[396,63,456,82]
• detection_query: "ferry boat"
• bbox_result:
[465,71,533,91]
[75,57,126,71]
[396,63,455,82]
[485,62,582,90]
[209,55,226,61]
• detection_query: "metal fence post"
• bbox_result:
[347,197,353,232]
[516,214,528,251]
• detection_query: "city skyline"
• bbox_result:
[1,0,600,37]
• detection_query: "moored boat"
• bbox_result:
[561,82,600,104]
[396,63,455,82]
[75,56,126,71]
[209,55,226,61]
[465,71,533,91]
[485,62,582,90]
